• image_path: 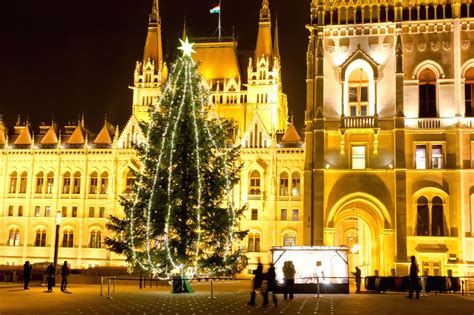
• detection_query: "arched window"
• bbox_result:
[416,196,429,236]
[19,172,27,193]
[348,68,369,116]
[279,172,289,196]
[419,69,437,118]
[73,172,81,194]
[100,172,108,194]
[35,172,44,194]
[62,229,74,248]
[62,172,71,194]
[249,171,261,195]
[46,172,54,194]
[9,172,17,193]
[247,232,261,252]
[89,229,102,248]
[292,172,301,196]
[124,170,135,193]
[7,228,20,246]
[431,196,444,236]
[283,232,297,246]
[89,171,98,194]
[34,228,47,247]
[465,67,474,117]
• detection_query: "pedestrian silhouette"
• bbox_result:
[353,266,361,293]
[407,255,420,299]
[23,261,32,290]
[282,261,295,300]
[248,259,264,306]
[46,263,55,292]
[61,261,70,292]
[263,263,278,307]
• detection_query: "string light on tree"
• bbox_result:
[106,38,248,281]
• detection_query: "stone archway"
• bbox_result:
[325,193,394,276]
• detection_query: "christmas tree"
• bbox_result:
[106,39,248,278]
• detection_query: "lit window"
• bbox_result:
[34,229,47,247]
[249,171,261,195]
[124,170,135,193]
[62,229,74,248]
[291,172,301,196]
[292,209,299,221]
[9,172,17,193]
[73,172,81,194]
[7,228,20,246]
[89,230,102,248]
[283,232,296,246]
[247,233,261,252]
[99,207,105,218]
[35,206,41,217]
[62,172,71,194]
[19,172,27,193]
[72,207,78,218]
[348,68,369,117]
[416,145,427,169]
[89,172,98,194]
[35,172,44,194]
[251,209,258,220]
[431,145,443,169]
[279,172,289,196]
[45,206,51,217]
[100,172,108,194]
[46,172,54,194]
[351,145,366,169]
[281,209,287,221]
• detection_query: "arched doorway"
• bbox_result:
[326,193,393,277]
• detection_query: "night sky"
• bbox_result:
[0,0,308,133]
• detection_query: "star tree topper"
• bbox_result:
[178,37,195,57]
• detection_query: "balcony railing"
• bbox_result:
[341,116,376,128]
[417,118,440,129]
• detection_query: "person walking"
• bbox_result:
[61,261,70,292]
[263,263,278,307]
[23,261,32,290]
[282,261,295,300]
[407,255,420,299]
[248,259,264,306]
[353,266,362,293]
[46,263,55,292]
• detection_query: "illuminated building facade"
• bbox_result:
[0,0,304,271]
[304,0,474,277]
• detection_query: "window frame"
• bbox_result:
[413,142,445,169]
[351,144,367,170]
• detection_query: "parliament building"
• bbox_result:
[1,0,473,278]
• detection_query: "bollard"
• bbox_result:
[100,276,104,296]
[139,272,143,289]
[113,276,116,293]
[462,280,465,296]
[107,278,113,299]
[209,277,216,299]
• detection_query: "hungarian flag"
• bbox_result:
[210,5,220,14]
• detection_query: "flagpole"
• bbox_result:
[218,0,222,41]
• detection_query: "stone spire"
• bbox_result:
[142,0,163,68]
[255,0,272,61]
[273,15,280,60]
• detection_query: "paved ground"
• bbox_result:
[0,280,473,315]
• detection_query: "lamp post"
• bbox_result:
[53,211,62,286]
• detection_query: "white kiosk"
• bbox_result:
[271,246,350,293]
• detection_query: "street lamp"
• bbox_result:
[53,211,62,286]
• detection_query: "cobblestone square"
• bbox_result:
[0,280,473,315]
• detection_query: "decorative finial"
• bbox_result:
[16,114,21,126]
[178,37,195,57]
